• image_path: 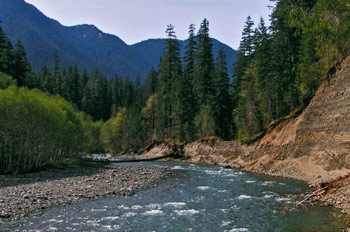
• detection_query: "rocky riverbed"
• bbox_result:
[0,162,171,224]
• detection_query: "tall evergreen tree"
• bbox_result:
[213,48,232,139]
[181,24,197,141]
[254,17,275,124]
[156,24,182,140]
[193,18,214,107]
[0,24,13,76]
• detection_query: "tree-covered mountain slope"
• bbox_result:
[0,0,237,80]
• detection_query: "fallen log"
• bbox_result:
[111,153,181,163]
[89,153,182,164]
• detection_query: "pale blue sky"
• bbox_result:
[24,0,273,49]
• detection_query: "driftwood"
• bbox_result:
[297,186,327,206]
[109,153,181,163]
[89,152,182,164]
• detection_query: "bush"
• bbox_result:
[0,86,84,174]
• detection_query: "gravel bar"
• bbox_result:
[0,162,171,224]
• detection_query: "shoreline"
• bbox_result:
[0,162,171,225]
[139,142,350,219]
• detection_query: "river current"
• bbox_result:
[4,162,345,231]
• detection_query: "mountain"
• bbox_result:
[0,0,237,81]
[0,0,152,80]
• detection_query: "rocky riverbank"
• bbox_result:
[0,162,171,224]
[142,142,350,218]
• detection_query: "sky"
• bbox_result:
[24,0,273,49]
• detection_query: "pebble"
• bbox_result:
[0,163,169,224]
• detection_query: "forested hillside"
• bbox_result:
[98,0,350,154]
[0,0,151,80]
[0,0,237,80]
[233,0,350,141]
[1,0,349,173]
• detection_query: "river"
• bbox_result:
[3,162,345,231]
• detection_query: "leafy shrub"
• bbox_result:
[0,86,84,174]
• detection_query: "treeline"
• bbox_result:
[234,0,350,140]
[2,19,233,155]
[1,0,350,169]
[0,72,104,174]
[99,20,233,154]
[100,0,350,151]
[0,26,104,174]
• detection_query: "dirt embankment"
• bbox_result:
[142,55,350,215]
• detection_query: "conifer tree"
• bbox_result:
[156,24,182,140]
[181,24,197,141]
[143,68,158,99]
[82,69,110,120]
[11,40,30,86]
[213,48,232,139]
[0,24,13,75]
[254,17,275,124]
[234,16,255,79]
[193,18,214,107]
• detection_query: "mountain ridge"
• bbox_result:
[0,0,237,80]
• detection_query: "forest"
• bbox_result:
[0,0,349,174]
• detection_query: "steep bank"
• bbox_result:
[142,55,350,214]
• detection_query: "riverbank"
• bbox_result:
[0,162,170,224]
[140,141,350,220]
[139,55,350,219]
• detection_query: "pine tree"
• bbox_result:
[156,24,182,140]
[0,24,13,76]
[11,40,30,86]
[213,48,232,139]
[235,16,255,77]
[143,68,158,99]
[82,69,110,120]
[193,18,214,107]
[254,17,275,124]
[182,23,197,141]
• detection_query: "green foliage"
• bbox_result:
[0,72,16,89]
[233,0,350,140]
[213,48,233,139]
[195,105,216,138]
[80,113,104,154]
[100,107,128,154]
[0,86,84,174]
[237,128,250,143]
[2,0,347,167]
[193,18,214,107]
[155,24,183,141]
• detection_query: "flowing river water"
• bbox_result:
[3,162,346,231]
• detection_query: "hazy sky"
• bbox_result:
[24,0,272,49]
